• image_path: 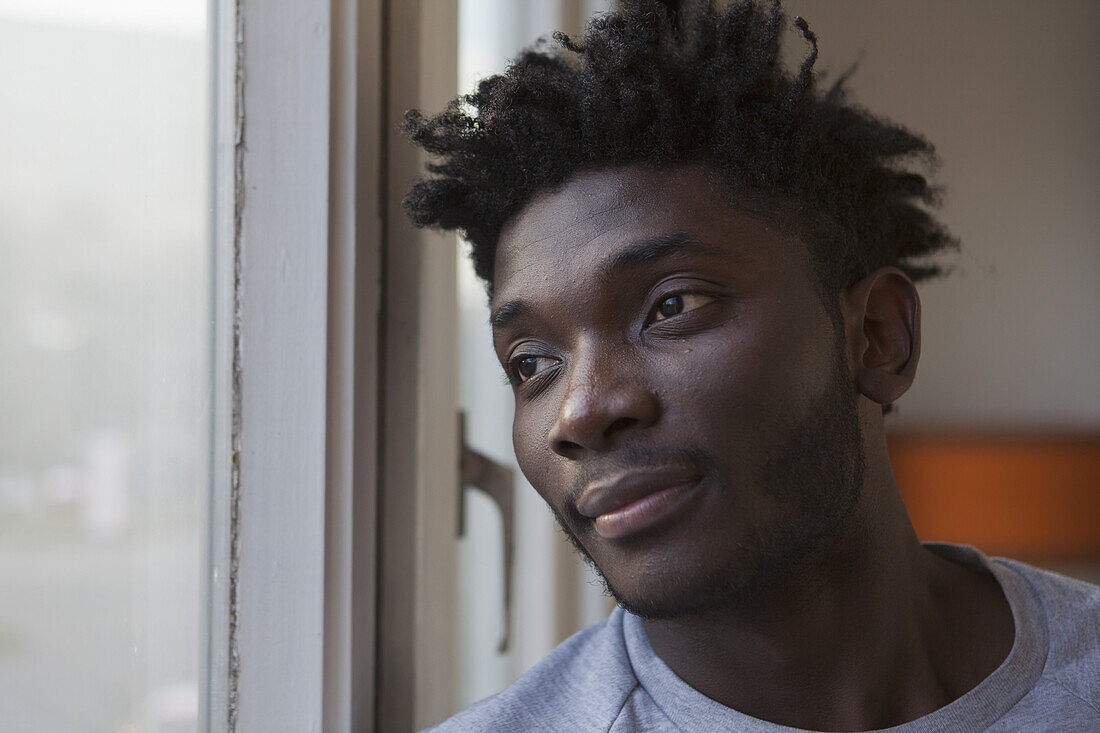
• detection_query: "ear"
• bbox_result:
[841,268,921,406]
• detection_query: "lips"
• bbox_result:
[576,465,702,540]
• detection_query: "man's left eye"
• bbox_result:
[650,293,714,323]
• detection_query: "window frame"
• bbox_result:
[204,1,459,730]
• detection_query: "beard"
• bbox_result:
[550,346,867,620]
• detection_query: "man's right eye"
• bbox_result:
[510,355,555,383]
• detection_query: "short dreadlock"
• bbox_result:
[402,0,957,301]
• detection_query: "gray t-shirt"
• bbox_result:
[428,544,1100,731]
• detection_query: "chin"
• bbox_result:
[575,500,860,621]
[602,544,779,620]
[571,527,773,621]
[609,575,747,621]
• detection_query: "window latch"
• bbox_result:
[457,412,515,653]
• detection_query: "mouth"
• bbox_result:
[576,465,703,540]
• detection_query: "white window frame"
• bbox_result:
[204,1,459,730]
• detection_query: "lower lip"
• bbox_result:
[593,480,701,540]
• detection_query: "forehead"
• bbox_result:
[492,164,808,306]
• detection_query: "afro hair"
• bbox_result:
[402,0,957,300]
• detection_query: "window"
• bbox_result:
[0,2,210,730]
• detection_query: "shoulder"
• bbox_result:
[994,557,1100,712]
[425,608,640,733]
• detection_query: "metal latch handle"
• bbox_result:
[457,412,515,653]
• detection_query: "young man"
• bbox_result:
[405,2,1100,730]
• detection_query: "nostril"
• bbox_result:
[552,438,584,458]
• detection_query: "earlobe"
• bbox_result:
[842,268,921,406]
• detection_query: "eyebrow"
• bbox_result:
[490,231,740,335]
[594,231,734,286]
[490,299,531,334]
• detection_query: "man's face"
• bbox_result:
[491,164,866,619]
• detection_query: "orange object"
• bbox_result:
[888,433,1100,561]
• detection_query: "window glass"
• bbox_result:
[0,2,210,731]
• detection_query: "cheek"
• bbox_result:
[511,410,537,475]
[511,403,558,497]
[661,333,782,407]
[655,310,833,438]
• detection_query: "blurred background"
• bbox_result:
[782,0,1100,585]
[0,0,1096,730]
[0,1,209,731]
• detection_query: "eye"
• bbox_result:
[650,293,715,323]
[509,354,557,384]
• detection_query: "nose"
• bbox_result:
[547,350,660,458]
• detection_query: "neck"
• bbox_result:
[639,437,1013,731]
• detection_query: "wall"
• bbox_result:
[784,0,1100,429]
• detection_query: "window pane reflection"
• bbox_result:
[0,3,210,731]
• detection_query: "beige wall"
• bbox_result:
[784,0,1100,428]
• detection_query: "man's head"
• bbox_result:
[490,164,875,619]
[404,1,949,618]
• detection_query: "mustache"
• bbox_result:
[564,444,716,509]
